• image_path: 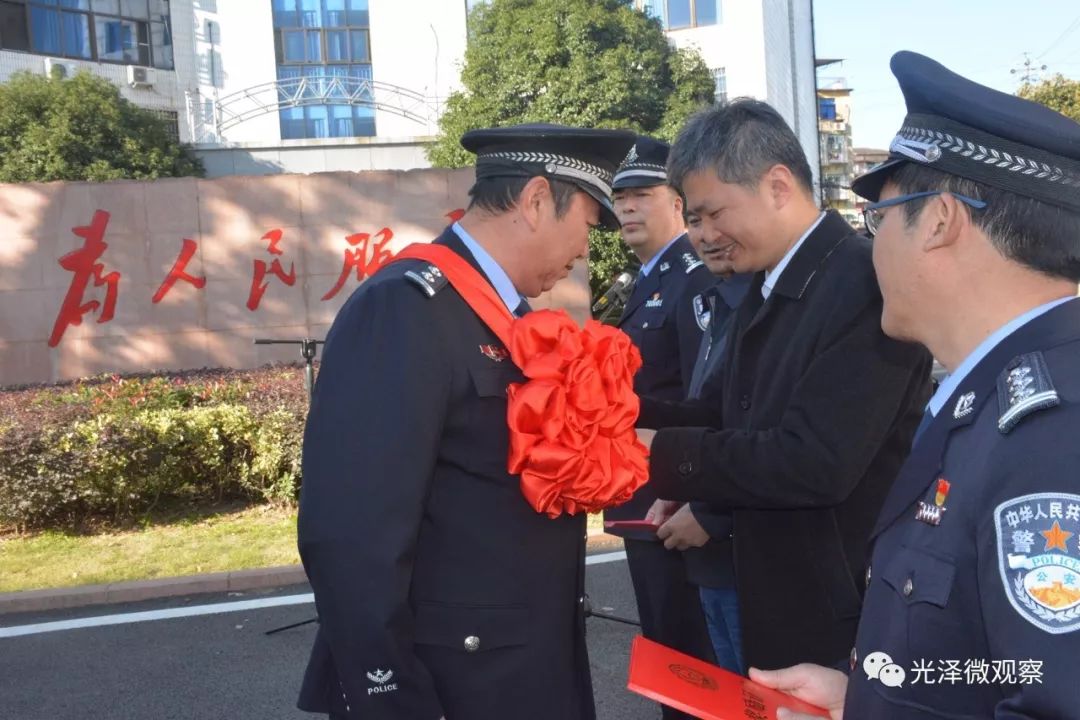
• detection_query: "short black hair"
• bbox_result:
[889,162,1080,282]
[668,98,814,195]
[467,176,580,217]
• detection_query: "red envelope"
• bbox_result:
[627,636,830,720]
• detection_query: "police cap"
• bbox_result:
[462,123,636,230]
[612,135,671,190]
[852,51,1080,213]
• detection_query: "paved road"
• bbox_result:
[0,554,660,720]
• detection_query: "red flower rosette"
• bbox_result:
[506,309,650,518]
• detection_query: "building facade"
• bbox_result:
[817,74,857,226]
[0,0,817,180]
[637,0,819,189]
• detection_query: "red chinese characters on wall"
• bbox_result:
[246,229,298,311]
[48,210,121,348]
[152,238,207,304]
[47,208,468,346]
[321,228,395,301]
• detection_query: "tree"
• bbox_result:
[426,0,715,297]
[1017,74,1080,123]
[0,71,203,183]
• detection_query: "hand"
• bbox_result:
[657,504,710,550]
[635,428,656,451]
[749,664,847,720]
[644,498,681,526]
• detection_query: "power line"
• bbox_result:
[1038,13,1080,60]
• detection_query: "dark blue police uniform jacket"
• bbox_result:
[604,234,714,533]
[847,297,1080,718]
[296,228,593,720]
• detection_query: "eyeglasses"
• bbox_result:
[862,191,987,236]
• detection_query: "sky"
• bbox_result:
[812,0,1080,149]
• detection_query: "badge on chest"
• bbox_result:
[645,292,663,309]
[915,477,951,526]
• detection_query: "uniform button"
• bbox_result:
[642,322,650,329]
[739,395,751,410]
[678,461,693,475]
[464,635,480,652]
[903,578,914,597]
[865,565,872,588]
[849,646,857,672]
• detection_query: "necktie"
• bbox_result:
[912,409,933,445]
[513,298,532,317]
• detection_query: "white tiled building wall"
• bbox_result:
[368,0,467,138]
[0,0,819,179]
[668,0,819,191]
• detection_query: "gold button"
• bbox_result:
[464,635,480,652]
[903,578,914,597]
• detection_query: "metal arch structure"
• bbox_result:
[199,76,441,140]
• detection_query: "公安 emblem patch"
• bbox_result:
[995,492,1080,634]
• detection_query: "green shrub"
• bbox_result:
[0,367,308,532]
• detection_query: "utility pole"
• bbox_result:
[1011,52,1048,85]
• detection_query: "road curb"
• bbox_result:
[0,534,623,616]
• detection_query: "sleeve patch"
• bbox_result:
[994,492,1080,634]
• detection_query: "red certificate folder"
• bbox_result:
[627,636,830,720]
[603,520,661,533]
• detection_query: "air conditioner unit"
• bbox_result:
[43,58,76,79]
[127,65,156,88]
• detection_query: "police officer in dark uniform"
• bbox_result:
[602,136,717,717]
[296,123,635,720]
[753,52,1080,720]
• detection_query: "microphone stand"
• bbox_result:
[254,337,323,636]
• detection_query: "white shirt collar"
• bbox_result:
[927,296,1077,417]
[761,212,826,300]
[450,222,523,314]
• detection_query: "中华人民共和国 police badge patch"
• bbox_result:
[995,492,1080,634]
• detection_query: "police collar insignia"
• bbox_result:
[659,261,671,273]
[953,391,975,419]
[998,352,1060,433]
[995,492,1080,633]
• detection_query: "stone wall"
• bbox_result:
[0,168,591,386]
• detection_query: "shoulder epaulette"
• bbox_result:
[404,263,449,298]
[997,351,1060,434]
[681,251,704,274]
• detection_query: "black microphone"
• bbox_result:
[591,271,635,313]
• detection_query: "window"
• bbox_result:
[711,66,726,104]
[637,0,720,29]
[273,0,374,139]
[0,0,173,68]
[818,97,837,121]
[146,107,178,142]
